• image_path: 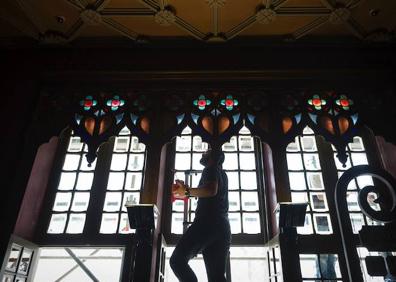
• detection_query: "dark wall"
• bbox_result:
[1,42,395,261]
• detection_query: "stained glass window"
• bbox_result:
[100,126,146,234]
[286,127,332,235]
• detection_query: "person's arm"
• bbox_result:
[173,180,218,198]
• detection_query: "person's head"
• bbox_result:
[200,148,225,167]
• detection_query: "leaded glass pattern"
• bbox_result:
[47,135,96,234]
[172,126,262,235]
[222,126,262,234]
[100,127,146,234]
[172,126,208,234]
[286,127,332,235]
[333,136,381,234]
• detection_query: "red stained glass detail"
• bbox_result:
[225,100,233,107]
[84,100,93,107]
[198,100,206,107]
[312,98,322,107]
[340,99,349,107]
[112,100,120,107]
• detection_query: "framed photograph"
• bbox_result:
[5,244,22,272]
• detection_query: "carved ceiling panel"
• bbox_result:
[0,0,395,44]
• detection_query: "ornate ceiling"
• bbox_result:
[0,0,395,45]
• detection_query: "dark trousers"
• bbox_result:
[170,217,231,282]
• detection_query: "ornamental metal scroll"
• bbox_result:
[335,165,396,281]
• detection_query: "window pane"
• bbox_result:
[79,158,96,171]
[286,153,303,170]
[130,137,145,152]
[68,137,84,152]
[172,200,185,212]
[349,137,364,151]
[297,215,313,234]
[241,192,259,211]
[191,173,201,188]
[300,254,319,278]
[71,192,90,212]
[75,172,94,190]
[222,137,237,151]
[226,172,239,190]
[289,172,306,190]
[356,175,374,188]
[238,136,254,151]
[291,192,308,204]
[303,154,321,170]
[103,192,122,212]
[176,136,191,152]
[319,254,341,279]
[100,213,119,234]
[310,192,328,211]
[307,172,324,190]
[58,172,76,190]
[192,136,208,152]
[192,153,204,170]
[171,213,184,234]
[346,192,360,211]
[114,137,130,152]
[229,213,241,234]
[47,214,67,234]
[350,213,365,233]
[107,172,125,190]
[242,213,260,234]
[53,192,72,212]
[239,153,256,170]
[66,213,86,234]
[128,154,145,171]
[175,153,191,170]
[286,138,300,152]
[240,172,257,190]
[119,126,130,135]
[313,214,332,234]
[111,154,127,170]
[18,248,33,275]
[63,154,80,170]
[122,192,140,211]
[223,153,238,170]
[228,192,240,211]
[125,173,143,190]
[301,136,317,151]
[351,153,368,166]
[119,213,134,234]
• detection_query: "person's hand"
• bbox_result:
[172,180,186,199]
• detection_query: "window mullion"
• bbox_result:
[85,138,115,238]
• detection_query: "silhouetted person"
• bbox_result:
[170,149,230,282]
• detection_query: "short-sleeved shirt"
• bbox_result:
[195,165,228,220]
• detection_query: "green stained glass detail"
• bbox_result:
[106,95,125,111]
[308,95,326,110]
[193,95,212,110]
[335,95,353,111]
[220,95,238,111]
[80,95,97,111]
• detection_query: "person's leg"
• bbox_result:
[170,220,213,282]
[202,220,231,282]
